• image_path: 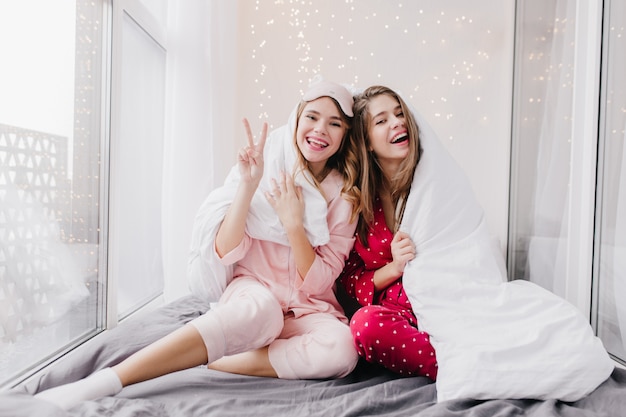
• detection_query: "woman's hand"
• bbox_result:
[265,171,314,279]
[388,231,416,277]
[265,171,305,232]
[238,118,268,187]
[372,231,416,291]
[215,118,267,257]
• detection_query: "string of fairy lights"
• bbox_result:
[240,0,507,140]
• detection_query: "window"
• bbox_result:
[594,0,626,365]
[0,0,168,388]
[508,0,580,295]
[509,0,625,364]
[109,2,166,318]
[0,0,107,386]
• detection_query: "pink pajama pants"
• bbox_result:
[350,305,438,380]
[189,277,358,379]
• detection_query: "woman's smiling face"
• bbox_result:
[366,93,410,166]
[296,96,348,177]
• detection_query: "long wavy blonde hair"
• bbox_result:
[352,86,421,246]
[291,97,361,224]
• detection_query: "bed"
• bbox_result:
[1,293,626,417]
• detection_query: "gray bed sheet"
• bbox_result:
[1,295,625,417]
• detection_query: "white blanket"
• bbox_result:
[187,110,330,302]
[400,109,614,402]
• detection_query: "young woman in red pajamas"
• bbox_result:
[339,85,438,380]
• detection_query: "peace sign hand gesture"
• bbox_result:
[238,118,268,188]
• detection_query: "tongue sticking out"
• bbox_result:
[307,138,328,149]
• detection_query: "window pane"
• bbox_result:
[112,13,165,317]
[0,1,105,386]
[596,0,626,364]
[508,0,576,295]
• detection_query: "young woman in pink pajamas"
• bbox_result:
[34,80,362,410]
[339,85,438,380]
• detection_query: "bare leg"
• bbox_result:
[114,322,209,386]
[35,323,209,410]
[208,346,277,378]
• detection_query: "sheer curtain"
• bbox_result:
[523,0,576,296]
[510,0,586,298]
[161,0,238,302]
[509,0,626,363]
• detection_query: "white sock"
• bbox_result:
[35,368,123,410]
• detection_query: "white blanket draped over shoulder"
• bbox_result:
[187,109,329,302]
[400,109,614,402]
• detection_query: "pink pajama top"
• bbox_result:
[218,169,357,323]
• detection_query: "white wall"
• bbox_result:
[235,0,514,251]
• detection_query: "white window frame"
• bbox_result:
[106,0,168,329]
[563,0,603,317]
